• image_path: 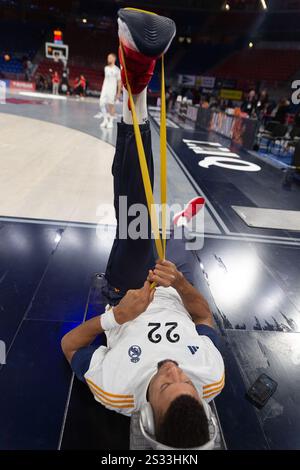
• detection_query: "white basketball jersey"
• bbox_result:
[101,65,121,95]
[84,286,225,416]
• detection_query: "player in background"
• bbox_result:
[95,53,122,128]
[74,74,87,99]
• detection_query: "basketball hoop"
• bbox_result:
[45,42,69,62]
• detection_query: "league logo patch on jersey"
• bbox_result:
[188,345,199,355]
[128,345,142,363]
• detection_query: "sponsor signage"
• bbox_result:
[199,76,216,89]
[195,108,259,150]
[178,74,196,87]
[219,89,243,101]
[216,78,237,89]
[9,80,36,92]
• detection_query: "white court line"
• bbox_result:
[232,231,300,242]
[57,284,92,450]
[19,91,67,100]
[202,233,300,246]
[0,215,110,229]
[1,216,300,246]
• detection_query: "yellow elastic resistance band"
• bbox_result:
[119,43,167,263]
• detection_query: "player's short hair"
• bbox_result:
[156,395,209,448]
[108,52,117,58]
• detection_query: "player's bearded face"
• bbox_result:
[147,360,200,419]
[107,54,115,65]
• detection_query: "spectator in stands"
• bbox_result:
[52,71,60,95]
[255,89,269,118]
[219,99,227,112]
[294,108,300,128]
[36,74,46,92]
[273,98,290,124]
[45,74,52,92]
[25,59,33,81]
[208,95,219,111]
[166,87,172,111]
[184,88,194,104]
[200,94,209,109]
[226,100,234,109]
[169,88,178,111]
[241,89,257,116]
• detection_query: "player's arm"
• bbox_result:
[175,275,213,327]
[148,260,213,327]
[116,66,122,100]
[116,78,122,100]
[61,281,155,363]
[61,316,104,363]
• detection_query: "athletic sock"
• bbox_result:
[123,87,148,125]
[100,103,108,118]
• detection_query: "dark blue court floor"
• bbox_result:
[1,101,300,450]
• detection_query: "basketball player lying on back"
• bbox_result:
[62,8,224,449]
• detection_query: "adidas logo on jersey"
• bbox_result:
[188,345,199,355]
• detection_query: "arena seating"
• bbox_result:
[0,56,24,74]
[0,20,47,76]
[209,48,300,83]
[201,11,259,35]
[173,43,236,75]
[0,21,45,58]
[64,21,118,70]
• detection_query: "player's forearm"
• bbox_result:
[175,276,212,325]
[117,80,122,96]
[61,316,103,363]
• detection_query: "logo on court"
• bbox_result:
[183,139,261,172]
[0,340,6,365]
[188,345,199,355]
[128,345,142,363]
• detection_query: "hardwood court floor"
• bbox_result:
[0,113,115,225]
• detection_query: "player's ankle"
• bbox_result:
[123,87,148,125]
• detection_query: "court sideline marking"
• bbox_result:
[57,284,92,450]
[1,216,300,246]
